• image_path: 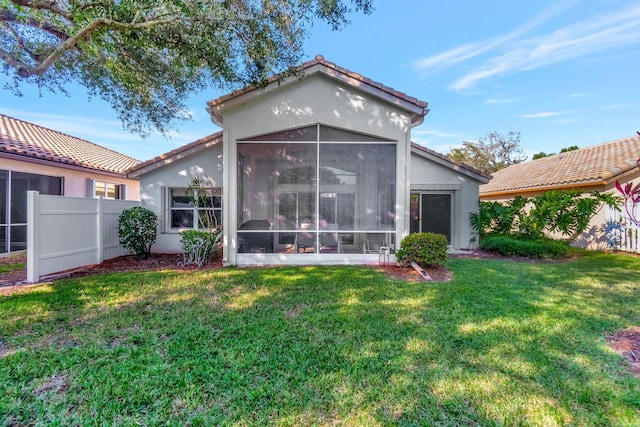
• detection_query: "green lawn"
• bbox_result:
[1,252,639,426]
[0,263,24,274]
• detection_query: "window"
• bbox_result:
[93,180,124,199]
[168,187,221,231]
[1,169,63,254]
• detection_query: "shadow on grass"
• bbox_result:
[1,254,640,425]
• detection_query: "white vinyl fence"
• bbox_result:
[27,191,139,283]
[606,204,640,253]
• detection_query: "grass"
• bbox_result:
[0,263,24,274]
[1,251,640,426]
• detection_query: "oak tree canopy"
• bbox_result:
[447,131,526,174]
[1,0,373,136]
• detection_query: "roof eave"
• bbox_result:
[411,144,491,183]
[127,132,223,178]
[207,57,429,125]
[0,151,130,178]
[480,179,608,198]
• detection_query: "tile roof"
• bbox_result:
[0,114,140,175]
[480,135,640,196]
[207,55,429,117]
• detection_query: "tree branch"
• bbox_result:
[6,14,180,77]
[0,9,70,40]
[0,46,33,77]
[9,0,72,20]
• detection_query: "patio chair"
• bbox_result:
[361,238,385,254]
[320,231,342,253]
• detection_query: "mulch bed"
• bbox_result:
[606,327,640,376]
[1,252,458,293]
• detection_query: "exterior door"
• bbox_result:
[410,193,452,243]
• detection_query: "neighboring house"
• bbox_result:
[1,114,141,255]
[480,134,640,251]
[128,55,490,266]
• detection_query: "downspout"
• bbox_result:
[402,107,429,244]
[206,106,231,265]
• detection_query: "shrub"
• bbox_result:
[471,191,619,241]
[480,234,570,258]
[118,206,158,259]
[180,228,221,268]
[395,232,449,268]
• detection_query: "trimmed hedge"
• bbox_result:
[395,232,449,268]
[480,234,570,258]
[117,206,158,259]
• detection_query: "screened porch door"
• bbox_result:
[410,193,452,243]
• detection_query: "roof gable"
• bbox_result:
[0,114,140,175]
[480,135,640,196]
[127,132,223,177]
[411,143,491,183]
[207,55,429,126]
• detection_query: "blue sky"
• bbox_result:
[1,0,639,162]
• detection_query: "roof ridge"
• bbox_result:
[481,134,640,195]
[207,54,429,113]
[0,113,140,162]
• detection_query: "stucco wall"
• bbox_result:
[219,73,416,265]
[480,169,640,252]
[2,157,140,200]
[137,144,223,253]
[410,151,481,249]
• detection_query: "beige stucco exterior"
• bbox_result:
[480,167,640,251]
[136,142,223,253]
[132,62,489,264]
[215,73,418,265]
[410,148,483,249]
[1,156,140,200]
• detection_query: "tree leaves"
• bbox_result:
[447,131,526,174]
[1,0,373,136]
[473,190,620,240]
[615,179,640,227]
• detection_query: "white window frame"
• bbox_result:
[91,179,125,200]
[166,187,222,232]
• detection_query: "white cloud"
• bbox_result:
[412,2,640,91]
[486,98,517,105]
[450,5,640,90]
[412,0,581,78]
[601,103,635,111]
[519,111,567,118]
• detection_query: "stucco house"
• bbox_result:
[480,134,640,252]
[1,114,141,255]
[128,55,489,266]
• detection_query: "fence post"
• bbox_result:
[96,197,104,264]
[26,191,40,283]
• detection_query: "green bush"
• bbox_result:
[395,232,449,268]
[180,228,221,268]
[480,234,570,258]
[471,190,619,241]
[117,206,158,259]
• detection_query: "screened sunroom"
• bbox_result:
[236,124,397,260]
[131,56,489,265]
